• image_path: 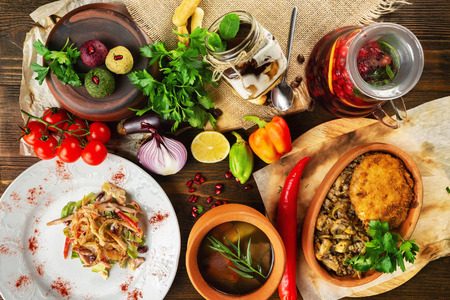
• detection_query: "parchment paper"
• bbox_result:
[253,96,450,299]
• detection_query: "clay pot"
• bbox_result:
[186,204,286,299]
[302,143,423,287]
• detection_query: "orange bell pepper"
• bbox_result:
[244,116,292,163]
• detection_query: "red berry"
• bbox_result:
[215,184,223,190]
[199,177,206,183]
[195,173,201,180]
[235,177,240,183]
[211,204,216,209]
[215,200,222,205]
[188,188,196,193]
[380,54,392,67]
[189,195,195,202]
[215,189,222,195]
[191,211,198,218]
[206,196,213,203]
[114,55,123,60]
[244,185,252,190]
[358,62,370,75]
[192,207,198,213]
[193,180,200,185]
[225,172,232,179]
[222,201,227,204]
[192,196,198,203]
[186,180,193,188]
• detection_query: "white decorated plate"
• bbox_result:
[0,154,180,300]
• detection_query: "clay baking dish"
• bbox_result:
[44,3,157,122]
[186,204,286,299]
[302,142,423,287]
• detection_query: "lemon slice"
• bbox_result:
[191,131,230,163]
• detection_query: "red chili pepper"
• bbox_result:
[277,157,311,300]
[116,211,143,238]
[63,237,73,259]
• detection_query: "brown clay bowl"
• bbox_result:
[301,142,423,287]
[45,3,158,122]
[186,204,286,299]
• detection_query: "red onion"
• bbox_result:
[137,132,187,175]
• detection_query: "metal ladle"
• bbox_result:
[271,6,298,111]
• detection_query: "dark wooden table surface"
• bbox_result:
[1,0,449,299]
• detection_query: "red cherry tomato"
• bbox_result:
[34,136,58,160]
[22,121,48,146]
[88,122,111,144]
[64,118,89,138]
[81,140,107,166]
[42,108,69,131]
[56,137,83,163]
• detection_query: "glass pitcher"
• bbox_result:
[306,23,424,128]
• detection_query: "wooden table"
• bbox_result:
[0,0,449,299]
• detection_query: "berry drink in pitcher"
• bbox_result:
[306,23,424,128]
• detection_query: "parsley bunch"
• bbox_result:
[345,220,419,274]
[31,38,82,87]
[128,27,217,131]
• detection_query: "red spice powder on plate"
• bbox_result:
[28,236,38,255]
[120,276,134,292]
[50,277,72,298]
[127,288,143,300]
[55,160,72,180]
[14,275,32,290]
[111,168,126,186]
[149,211,169,231]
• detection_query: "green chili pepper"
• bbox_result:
[229,131,254,184]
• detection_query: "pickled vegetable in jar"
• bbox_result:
[306,23,424,128]
[206,11,287,101]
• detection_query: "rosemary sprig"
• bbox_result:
[207,235,266,279]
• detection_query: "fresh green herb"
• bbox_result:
[218,13,240,40]
[277,186,283,194]
[345,220,419,273]
[446,187,450,194]
[207,234,267,279]
[196,205,204,214]
[386,64,395,79]
[31,38,82,86]
[206,13,240,51]
[128,27,217,131]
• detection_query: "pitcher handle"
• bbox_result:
[371,97,407,129]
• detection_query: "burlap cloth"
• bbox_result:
[20,0,410,134]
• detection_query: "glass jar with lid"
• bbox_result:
[306,23,424,128]
[205,11,287,102]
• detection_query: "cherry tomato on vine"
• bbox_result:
[34,136,58,160]
[42,108,69,131]
[63,118,89,138]
[56,137,83,163]
[21,121,47,146]
[81,140,107,166]
[87,122,111,144]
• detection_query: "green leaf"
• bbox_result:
[32,39,50,56]
[227,266,254,279]
[377,40,400,73]
[207,32,226,52]
[446,187,450,194]
[386,64,395,80]
[30,62,50,85]
[246,238,252,266]
[219,13,240,40]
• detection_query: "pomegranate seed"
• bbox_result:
[186,180,193,188]
[188,188,196,193]
[211,204,216,209]
[199,177,206,183]
[222,201,227,204]
[192,196,198,203]
[88,45,95,53]
[379,54,392,67]
[206,196,213,203]
[225,172,232,179]
[92,76,99,85]
[195,173,201,180]
[63,220,72,226]
[244,185,252,190]
[191,211,198,218]
[215,189,222,195]
[235,177,240,183]
[215,184,223,190]
[193,180,200,185]
[137,245,148,253]
[215,200,222,205]
[114,55,123,60]
[188,195,195,202]
[192,207,198,213]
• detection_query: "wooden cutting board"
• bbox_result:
[289,116,423,297]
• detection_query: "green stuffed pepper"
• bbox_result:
[229,131,254,184]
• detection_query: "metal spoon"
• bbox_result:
[271,6,298,111]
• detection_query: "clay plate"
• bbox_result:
[186,204,286,299]
[301,143,423,287]
[45,3,156,122]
